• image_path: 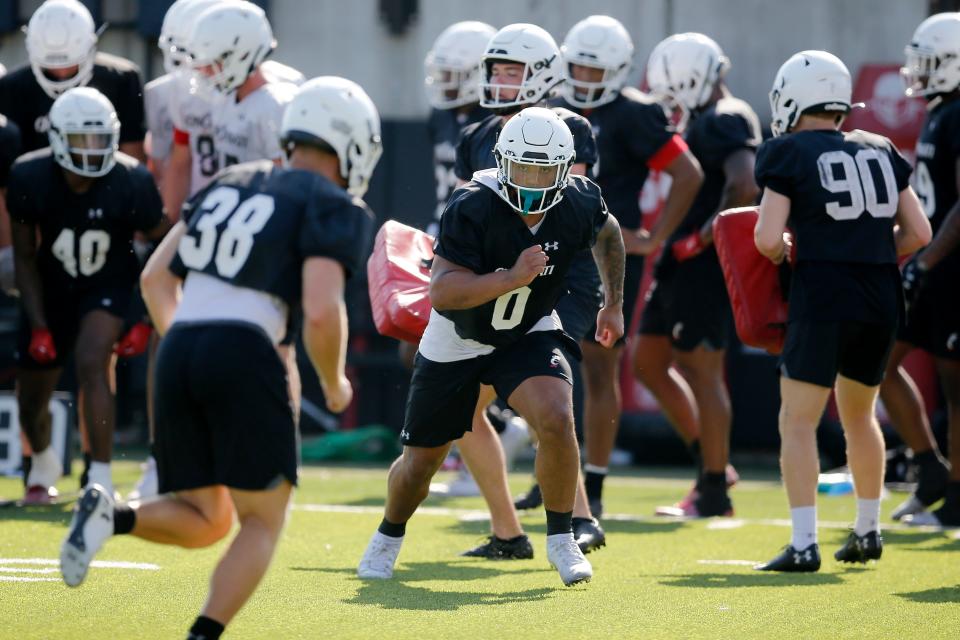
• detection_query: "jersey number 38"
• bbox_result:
[178,186,275,278]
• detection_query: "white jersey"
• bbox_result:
[168,82,217,196]
[144,72,180,162]
[212,80,298,169]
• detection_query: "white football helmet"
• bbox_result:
[480,24,563,111]
[560,15,634,108]
[48,87,120,178]
[769,50,853,137]
[646,32,729,120]
[902,12,960,98]
[281,76,383,198]
[159,0,225,75]
[25,0,98,99]
[424,21,497,109]
[187,1,275,95]
[494,107,575,215]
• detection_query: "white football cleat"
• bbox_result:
[60,484,114,587]
[891,494,926,521]
[902,511,945,528]
[127,456,158,502]
[357,531,403,579]
[546,532,593,586]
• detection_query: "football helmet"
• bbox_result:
[424,21,497,109]
[25,0,98,99]
[281,76,383,198]
[187,1,275,94]
[560,15,634,108]
[646,32,729,125]
[902,12,960,98]
[480,24,563,112]
[769,50,853,137]
[48,87,120,178]
[494,107,575,215]
[158,0,224,75]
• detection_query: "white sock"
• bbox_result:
[87,461,113,493]
[790,506,817,549]
[583,464,608,475]
[854,498,881,536]
[27,446,61,488]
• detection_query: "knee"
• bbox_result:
[397,450,444,486]
[18,398,49,429]
[74,347,109,383]
[531,405,574,442]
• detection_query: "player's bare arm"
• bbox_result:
[429,249,546,311]
[161,141,192,223]
[754,187,792,264]
[700,148,759,245]
[912,157,960,268]
[141,221,186,335]
[302,257,351,412]
[11,220,47,328]
[591,214,626,347]
[894,186,933,257]
[628,150,703,255]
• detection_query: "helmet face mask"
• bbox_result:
[565,62,613,107]
[479,24,562,112]
[560,15,634,109]
[646,32,729,130]
[424,21,496,109]
[901,13,960,98]
[48,87,120,178]
[493,107,575,216]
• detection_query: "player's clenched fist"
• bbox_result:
[509,244,548,286]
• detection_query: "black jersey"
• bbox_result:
[0,114,21,188]
[914,97,960,235]
[756,129,913,324]
[7,149,163,290]
[0,53,146,153]
[434,172,608,347]
[171,160,374,309]
[674,96,761,240]
[454,108,598,181]
[428,105,489,223]
[552,88,678,230]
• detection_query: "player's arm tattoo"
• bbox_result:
[592,214,625,307]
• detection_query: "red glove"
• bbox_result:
[115,322,152,357]
[29,328,57,364]
[672,231,706,262]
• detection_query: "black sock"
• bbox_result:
[187,615,224,640]
[689,440,703,476]
[377,518,406,538]
[21,455,31,488]
[701,471,727,492]
[80,452,92,488]
[946,481,960,505]
[114,504,136,535]
[584,470,606,502]
[572,516,593,527]
[913,449,943,469]
[545,509,573,536]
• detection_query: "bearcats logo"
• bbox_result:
[549,354,561,369]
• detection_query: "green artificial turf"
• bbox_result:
[1,462,957,639]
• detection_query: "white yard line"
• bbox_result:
[0,576,59,583]
[0,558,159,570]
[697,559,758,566]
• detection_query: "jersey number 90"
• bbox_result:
[178,186,275,278]
[817,149,897,220]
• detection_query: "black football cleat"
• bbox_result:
[461,534,534,560]
[573,517,606,554]
[588,497,604,520]
[835,531,882,564]
[754,543,821,572]
[513,483,543,510]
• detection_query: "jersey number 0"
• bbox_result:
[178,186,275,278]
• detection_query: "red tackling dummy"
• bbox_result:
[712,206,792,355]
[367,220,434,343]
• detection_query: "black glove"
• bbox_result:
[902,257,927,315]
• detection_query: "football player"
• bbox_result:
[634,33,760,517]
[59,77,379,640]
[752,52,930,571]
[0,0,146,160]
[8,88,170,504]
[557,17,708,519]
[452,23,609,557]
[358,107,626,586]
[888,13,960,527]
[0,111,21,294]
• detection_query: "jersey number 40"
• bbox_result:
[178,186,275,278]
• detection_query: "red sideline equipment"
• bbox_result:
[367,220,435,343]
[712,206,792,355]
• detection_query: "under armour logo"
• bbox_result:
[399,429,410,441]
[672,322,684,341]
[88,208,104,219]
[793,550,812,564]
[544,241,559,251]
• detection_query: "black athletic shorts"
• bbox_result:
[16,284,132,370]
[583,254,644,346]
[557,250,603,343]
[898,266,960,361]
[639,251,732,352]
[402,330,578,448]
[153,322,297,493]
[780,320,897,388]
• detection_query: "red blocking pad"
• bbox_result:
[367,220,435,343]
[713,206,791,355]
